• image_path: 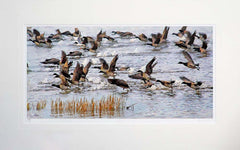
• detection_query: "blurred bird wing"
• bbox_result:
[145,57,156,75]
[180,76,194,83]
[187,31,196,45]
[129,72,144,80]
[33,29,40,36]
[72,62,81,81]
[182,51,194,64]
[83,61,92,75]
[180,26,187,32]
[109,54,118,72]
[140,33,147,39]
[60,51,67,64]
[99,58,109,70]
[160,26,168,42]
[202,41,208,49]
[91,41,98,50]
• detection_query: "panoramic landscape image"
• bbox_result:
[26,25,213,119]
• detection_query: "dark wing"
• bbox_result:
[60,51,67,64]
[81,37,88,44]
[152,62,158,69]
[83,61,92,75]
[182,51,194,64]
[62,31,73,36]
[97,30,103,42]
[98,30,102,36]
[154,36,161,44]
[27,29,33,37]
[179,26,187,32]
[61,70,71,78]
[116,79,129,88]
[46,38,52,43]
[72,62,81,81]
[108,79,129,88]
[139,33,148,40]
[129,72,144,80]
[33,29,40,36]
[160,26,169,41]
[164,27,170,39]
[199,32,207,39]
[68,61,73,68]
[140,33,147,39]
[67,51,82,56]
[187,31,196,45]
[91,41,98,50]
[145,57,156,75]
[109,54,118,72]
[151,33,157,38]
[180,76,193,83]
[99,58,109,70]
[41,58,59,64]
[202,41,208,49]
[105,36,115,41]
[107,79,116,84]
[185,31,192,40]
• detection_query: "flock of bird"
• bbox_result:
[27,26,210,93]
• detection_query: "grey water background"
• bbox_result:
[27,26,213,119]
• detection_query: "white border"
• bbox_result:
[23,24,216,125]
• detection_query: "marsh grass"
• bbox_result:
[27,100,46,111]
[47,94,126,118]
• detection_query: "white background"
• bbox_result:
[0,0,240,149]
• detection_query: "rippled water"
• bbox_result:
[27,25,213,119]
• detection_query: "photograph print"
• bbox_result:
[26,25,213,119]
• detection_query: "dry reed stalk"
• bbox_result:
[27,102,30,111]
[48,94,125,117]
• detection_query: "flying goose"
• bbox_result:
[178,51,200,70]
[180,76,202,90]
[156,80,175,89]
[99,54,118,77]
[52,74,70,90]
[108,79,130,89]
[129,57,157,80]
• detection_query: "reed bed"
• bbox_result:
[50,95,125,118]
[27,100,46,111]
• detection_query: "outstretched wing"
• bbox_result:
[180,76,193,83]
[145,57,156,75]
[109,54,119,72]
[182,51,194,65]
[179,26,187,32]
[108,79,129,88]
[199,32,207,39]
[187,31,196,45]
[60,51,67,65]
[91,41,98,50]
[72,61,81,81]
[160,26,169,42]
[33,29,40,36]
[202,41,208,49]
[83,61,92,75]
[139,33,147,39]
[99,58,109,70]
